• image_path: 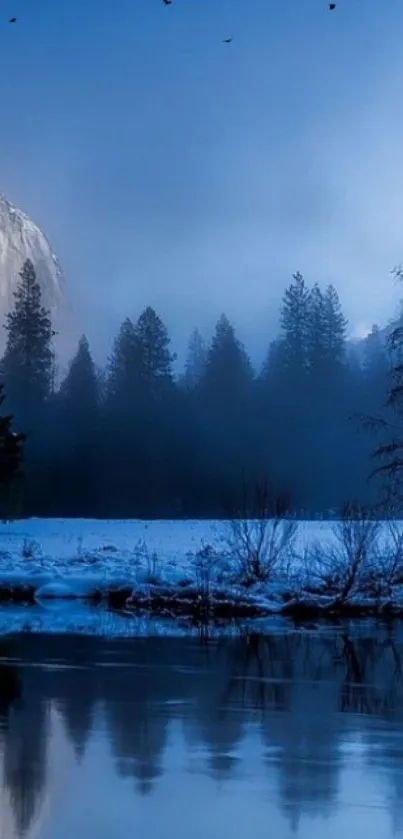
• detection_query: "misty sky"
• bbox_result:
[1,0,403,366]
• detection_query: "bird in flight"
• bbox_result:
[9,17,16,23]
[329,3,336,9]
[163,0,172,5]
[223,37,232,44]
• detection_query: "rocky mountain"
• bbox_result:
[0,193,65,342]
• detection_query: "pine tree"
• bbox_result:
[367,277,403,511]
[57,336,99,515]
[280,271,310,373]
[102,319,142,514]
[106,317,140,408]
[0,384,26,518]
[363,325,387,378]
[202,314,253,406]
[60,335,98,425]
[272,274,312,506]
[183,328,207,390]
[307,284,348,511]
[322,284,347,368]
[260,339,286,386]
[135,306,175,399]
[103,311,176,515]
[197,315,256,509]
[1,259,54,417]
[307,283,326,371]
[134,307,178,511]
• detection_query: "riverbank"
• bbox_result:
[0,516,402,633]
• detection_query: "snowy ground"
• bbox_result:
[0,517,400,636]
[0,516,332,592]
[0,517,332,572]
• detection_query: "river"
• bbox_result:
[0,625,402,838]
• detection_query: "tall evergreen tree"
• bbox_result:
[0,385,26,518]
[363,325,387,379]
[102,318,143,514]
[1,259,54,418]
[103,310,177,515]
[308,284,348,510]
[134,307,178,512]
[367,280,403,511]
[307,283,326,372]
[0,260,55,513]
[270,273,312,506]
[106,317,140,409]
[201,314,253,406]
[322,284,347,368]
[197,315,256,510]
[135,306,175,399]
[182,328,207,390]
[307,283,347,374]
[359,324,388,423]
[55,336,99,514]
[280,271,310,373]
[50,335,101,516]
[60,335,98,423]
[260,339,283,383]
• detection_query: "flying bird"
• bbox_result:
[9,17,16,23]
[223,37,232,44]
[329,3,336,9]
[163,0,172,5]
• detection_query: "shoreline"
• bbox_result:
[0,578,403,623]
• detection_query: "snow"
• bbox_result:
[0,516,331,577]
[0,516,400,637]
[0,517,291,605]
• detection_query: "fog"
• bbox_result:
[0,0,402,365]
[0,267,391,517]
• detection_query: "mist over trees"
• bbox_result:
[0,261,393,518]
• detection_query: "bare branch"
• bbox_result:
[221,479,297,584]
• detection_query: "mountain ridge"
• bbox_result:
[0,192,65,333]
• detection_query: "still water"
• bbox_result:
[1,626,403,838]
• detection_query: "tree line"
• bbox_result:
[0,260,393,519]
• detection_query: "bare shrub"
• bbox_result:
[21,539,40,560]
[307,502,380,603]
[192,543,221,602]
[366,520,403,598]
[133,538,161,584]
[222,479,297,584]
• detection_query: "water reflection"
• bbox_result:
[1,628,403,837]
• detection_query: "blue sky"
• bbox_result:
[0,0,403,365]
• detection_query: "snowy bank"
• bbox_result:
[0,517,402,631]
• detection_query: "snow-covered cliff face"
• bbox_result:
[0,193,65,329]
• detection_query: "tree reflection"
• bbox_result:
[0,629,403,834]
[0,664,21,726]
[2,687,49,836]
[58,667,97,761]
[108,699,168,795]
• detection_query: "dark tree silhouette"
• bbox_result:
[182,328,207,391]
[367,273,403,512]
[0,384,26,518]
[55,335,99,514]
[0,260,392,517]
[1,259,54,419]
